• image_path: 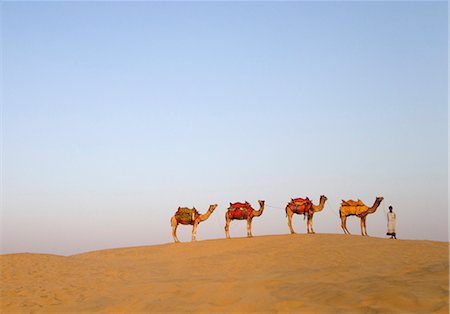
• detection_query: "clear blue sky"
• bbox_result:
[1,1,448,255]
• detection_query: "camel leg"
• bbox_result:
[247,218,253,237]
[307,214,315,234]
[192,220,199,241]
[362,216,368,236]
[341,215,350,235]
[287,209,295,234]
[306,214,311,234]
[225,213,231,239]
[345,217,351,234]
[171,216,180,243]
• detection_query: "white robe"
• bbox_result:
[387,212,396,233]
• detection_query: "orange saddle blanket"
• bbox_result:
[341,199,365,207]
[287,197,313,214]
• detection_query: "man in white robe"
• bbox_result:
[386,206,397,239]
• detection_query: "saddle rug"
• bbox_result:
[340,200,367,215]
[341,199,364,206]
[175,207,199,225]
[227,202,253,220]
[287,197,313,215]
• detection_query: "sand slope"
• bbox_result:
[1,234,448,313]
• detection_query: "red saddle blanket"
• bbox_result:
[227,202,254,220]
[287,197,313,214]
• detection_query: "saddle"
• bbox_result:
[227,202,253,220]
[175,207,199,225]
[341,199,364,207]
[229,202,251,210]
[288,197,313,215]
[340,200,368,215]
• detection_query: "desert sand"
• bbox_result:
[1,234,448,313]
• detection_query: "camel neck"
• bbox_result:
[253,204,265,216]
[369,200,381,213]
[314,197,326,212]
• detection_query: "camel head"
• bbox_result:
[208,204,218,212]
[258,200,265,207]
[368,196,384,214]
[320,195,328,202]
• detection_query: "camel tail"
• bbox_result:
[285,205,288,217]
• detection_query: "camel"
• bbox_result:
[339,196,384,236]
[170,204,218,243]
[285,195,328,234]
[225,200,265,239]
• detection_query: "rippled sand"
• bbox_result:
[1,234,448,313]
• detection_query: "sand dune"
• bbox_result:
[1,234,448,313]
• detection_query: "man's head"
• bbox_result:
[389,205,393,212]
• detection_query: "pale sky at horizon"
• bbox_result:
[1,1,448,255]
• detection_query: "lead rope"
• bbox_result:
[265,204,284,210]
[324,203,341,219]
[266,203,307,219]
[215,207,222,230]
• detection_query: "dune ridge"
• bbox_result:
[1,234,448,313]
